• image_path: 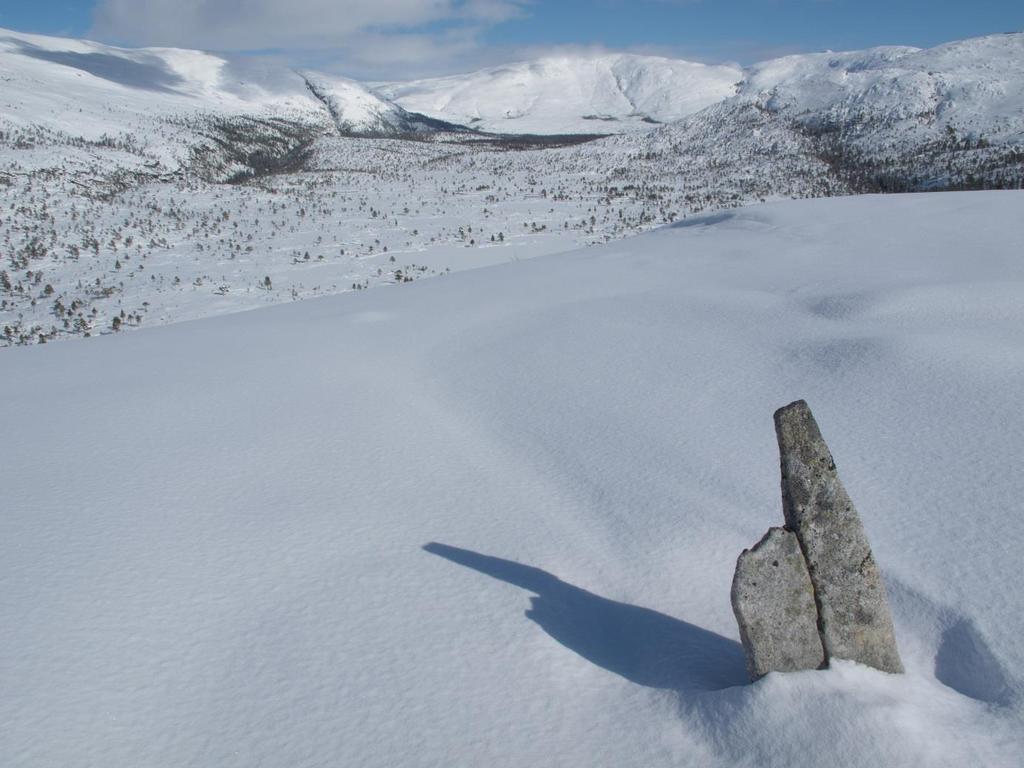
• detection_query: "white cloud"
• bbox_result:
[87,0,773,80]
[91,0,528,66]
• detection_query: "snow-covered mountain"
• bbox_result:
[3,25,1021,159]
[0,29,318,135]
[376,53,743,135]
[613,33,1024,197]
[733,34,1024,153]
[299,70,465,135]
[376,34,1024,145]
[740,35,1024,129]
[0,27,460,181]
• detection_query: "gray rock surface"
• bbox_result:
[774,399,903,673]
[731,527,826,679]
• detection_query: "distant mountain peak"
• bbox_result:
[374,53,743,135]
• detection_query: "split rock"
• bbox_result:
[774,400,903,673]
[731,527,826,679]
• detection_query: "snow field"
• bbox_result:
[2,191,1023,766]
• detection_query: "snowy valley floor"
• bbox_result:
[2,191,1024,767]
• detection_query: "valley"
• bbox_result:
[2,27,1022,346]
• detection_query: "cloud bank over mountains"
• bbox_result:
[90,0,530,77]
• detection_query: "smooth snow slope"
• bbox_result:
[0,27,321,142]
[3,192,1024,767]
[0,27,445,143]
[376,53,742,134]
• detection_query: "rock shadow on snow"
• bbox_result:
[934,617,1017,707]
[889,579,1018,707]
[423,542,746,694]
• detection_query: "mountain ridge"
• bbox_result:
[0,27,465,142]
[3,26,1022,144]
[374,52,743,134]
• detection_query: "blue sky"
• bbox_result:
[491,1,1024,60]
[1,0,1021,77]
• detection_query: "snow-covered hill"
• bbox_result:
[298,70,466,135]
[376,53,743,135]
[376,34,1024,142]
[621,34,1024,195]
[0,27,460,182]
[734,34,1024,165]
[3,192,1024,766]
[0,28,320,137]
[740,34,1024,135]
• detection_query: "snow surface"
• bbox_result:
[3,191,1023,766]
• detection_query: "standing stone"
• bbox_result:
[731,527,826,679]
[774,400,903,673]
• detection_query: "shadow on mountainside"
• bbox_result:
[424,542,746,694]
[11,40,185,94]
